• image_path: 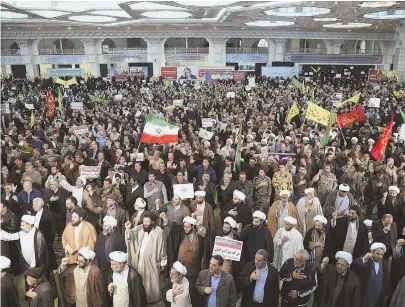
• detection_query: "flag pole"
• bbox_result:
[336,120,347,147]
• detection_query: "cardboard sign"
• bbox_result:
[245,86,251,91]
[212,236,243,261]
[198,128,214,140]
[71,102,84,110]
[79,166,101,179]
[309,72,314,76]
[202,118,215,128]
[25,103,35,110]
[368,98,381,108]
[72,125,89,136]
[335,74,341,78]
[226,92,235,99]
[173,183,194,199]
[114,94,123,101]
[248,77,255,87]
[173,99,184,106]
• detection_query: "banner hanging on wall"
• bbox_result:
[114,66,148,80]
[161,67,177,79]
[177,66,198,83]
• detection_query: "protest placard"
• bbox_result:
[198,128,214,140]
[212,236,243,261]
[173,183,194,199]
[71,102,84,110]
[173,99,184,106]
[226,92,235,99]
[368,98,381,108]
[72,125,89,136]
[25,103,34,110]
[79,166,101,179]
[202,118,214,128]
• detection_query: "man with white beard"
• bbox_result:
[273,216,304,269]
[296,188,323,236]
[165,261,192,307]
[58,174,87,207]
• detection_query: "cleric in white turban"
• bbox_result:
[0,256,18,305]
[268,188,297,238]
[166,261,192,307]
[296,187,323,235]
[273,216,304,269]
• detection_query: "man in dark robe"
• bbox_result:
[320,251,361,307]
[391,238,405,295]
[329,205,368,261]
[0,256,21,307]
[203,216,243,278]
[106,251,147,307]
[221,190,252,229]
[0,200,20,272]
[238,249,279,307]
[240,211,274,263]
[371,214,397,260]
[25,267,54,307]
[352,243,390,307]
[94,216,126,282]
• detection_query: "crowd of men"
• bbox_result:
[1,72,405,307]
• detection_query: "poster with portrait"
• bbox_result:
[177,66,198,84]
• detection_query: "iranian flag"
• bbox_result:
[140,113,179,144]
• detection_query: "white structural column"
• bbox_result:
[323,40,334,54]
[273,38,287,62]
[206,37,227,67]
[332,40,344,54]
[83,38,101,77]
[395,21,405,82]
[143,38,166,77]
[16,39,38,79]
[380,41,396,70]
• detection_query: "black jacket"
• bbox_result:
[37,207,57,270]
[1,210,19,233]
[238,261,279,307]
[371,220,397,252]
[303,227,333,260]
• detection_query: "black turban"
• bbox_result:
[73,206,87,219]
[142,210,157,222]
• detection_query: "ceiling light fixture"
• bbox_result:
[29,10,69,18]
[141,11,192,19]
[245,20,295,27]
[265,7,330,17]
[313,17,339,22]
[98,27,101,29]
[69,15,117,23]
[364,9,405,19]
[175,1,238,6]
[1,11,28,19]
[359,1,397,8]
[323,22,372,28]
[68,27,72,30]
[90,10,132,18]
[130,2,184,10]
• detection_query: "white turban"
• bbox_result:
[21,215,35,225]
[339,184,350,192]
[280,190,291,197]
[195,191,206,197]
[135,198,146,208]
[303,137,309,141]
[224,217,237,229]
[285,136,292,141]
[368,138,375,144]
[78,247,96,260]
[389,186,400,194]
[103,216,118,228]
[226,138,233,145]
[305,188,315,195]
[173,261,187,275]
[351,137,358,142]
[371,243,386,252]
[109,251,128,263]
[335,251,353,265]
[203,141,210,147]
[0,256,11,270]
[183,216,197,226]
[363,219,373,227]
[233,190,246,201]
[284,216,297,225]
[78,176,87,186]
[252,211,266,221]
[314,215,327,225]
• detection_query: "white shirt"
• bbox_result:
[0,228,36,267]
[113,265,130,307]
[34,208,43,229]
[74,221,84,247]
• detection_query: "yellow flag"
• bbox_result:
[55,78,66,85]
[66,77,77,85]
[305,102,331,126]
[30,111,35,128]
[286,102,300,123]
[393,90,405,98]
[292,78,305,93]
[336,93,360,109]
[58,90,63,110]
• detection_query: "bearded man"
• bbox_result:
[267,190,297,237]
[378,185,401,218]
[296,188,323,236]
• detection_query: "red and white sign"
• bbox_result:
[368,69,378,83]
[232,71,245,82]
[79,166,101,179]
[199,67,233,77]
[161,67,177,79]
[72,125,89,136]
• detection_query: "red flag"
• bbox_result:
[45,92,55,117]
[336,105,367,128]
[371,115,394,161]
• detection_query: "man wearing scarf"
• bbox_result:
[267,190,297,238]
[125,210,167,304]
[303,215,330,269]
[296,188,324,236]
[330,205,369,260]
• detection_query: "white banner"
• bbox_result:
[130,153,144,161]
[173,99,184,106]
[25,103,34,110]
[212,236,243,261]
[2,103,10,114]
[226,92,235,98]
[72,125,88,136]
[114,94,123,101]
[71,102,84,110]
[202,118,215,128]
[198,128,214,140]
[248,77,256,87]
[368,98,381,108]
[79,166,101,179]
[261,66,300,79]
[173,183,194,199]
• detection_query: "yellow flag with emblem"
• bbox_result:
[336,93,360,109]
[305,102,331,126]
[58,90,63,110]
[286,101,300,123]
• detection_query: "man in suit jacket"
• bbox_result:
[1,183,22,217]
[42,178,70,235]
[238,249,279,307]
[0,200,20,271]
[32,198,57,270]
[196,255,236,307]
[234,172,254,208]
[371,214,397,260]
[126,176,144,217]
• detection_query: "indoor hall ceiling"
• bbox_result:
[1,1,405,32]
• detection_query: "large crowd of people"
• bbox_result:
[1,72,405,307]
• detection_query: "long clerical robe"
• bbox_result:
[1,272,21,307]
[273,227,304,269]
[267,201,297,237]
[296,196,323,235]
[165,276,192,307]
[62,221,97,264]
[126,225,167,303]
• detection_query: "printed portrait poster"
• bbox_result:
[177,66,198,84]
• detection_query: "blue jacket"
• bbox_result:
[191,165,217,184]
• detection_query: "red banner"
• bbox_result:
[371,115,394,161]
[368,69,378,83]
[336,105,367,128]
[161,67,177,79]
[232,71,245,82]
[199,67,233,77]
[46,92,55,117]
